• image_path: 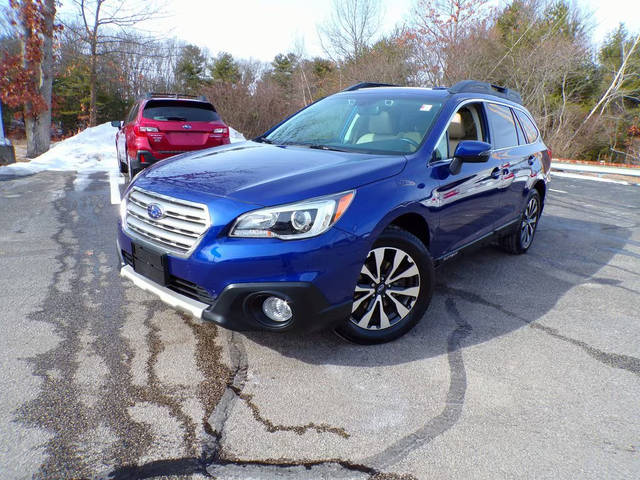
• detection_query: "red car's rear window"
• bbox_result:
[142,100,221,122]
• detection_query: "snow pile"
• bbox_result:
[0,123,119,177]
[0,122,246,177]
[229,127,246,142]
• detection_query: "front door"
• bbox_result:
[431,102,506,256]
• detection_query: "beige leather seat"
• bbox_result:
[448,113,466,153]
[356,111,396,144]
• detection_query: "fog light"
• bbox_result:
[262,296,292,323]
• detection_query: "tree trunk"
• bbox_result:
[23,0,55,158]
[89,39,98,126]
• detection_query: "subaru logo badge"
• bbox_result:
[182,124,192,129]
[147,203,164,220]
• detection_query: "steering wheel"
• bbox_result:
[398,137,420,149]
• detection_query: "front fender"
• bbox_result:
[336,172,439,269]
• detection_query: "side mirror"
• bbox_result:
[110,120,122,128]
[450,140,492,174]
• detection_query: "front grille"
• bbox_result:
[168,276,215,304]
[124,187,211,256]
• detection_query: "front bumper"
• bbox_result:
[118,237,355,333]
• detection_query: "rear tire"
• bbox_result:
[500,190,541,254]
[125,155,140,182]
[118,145,127,174]
[335,227,434,344]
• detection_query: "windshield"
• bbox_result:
[265,93,443,154]
[142,100,221,122]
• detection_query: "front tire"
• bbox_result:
[335,227,434,344]
[500,189,541,254]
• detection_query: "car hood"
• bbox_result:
[133,141,407,206]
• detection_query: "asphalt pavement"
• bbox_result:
[0,172,638,480]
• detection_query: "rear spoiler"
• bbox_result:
[143,92,208,102]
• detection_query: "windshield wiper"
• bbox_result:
[254,136,275,144]
[305,144,350,152]
[282,142,350,152]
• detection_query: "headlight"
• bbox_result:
[230,191,355,239]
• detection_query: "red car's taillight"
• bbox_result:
[134,125,159,135]
[210,127,229,137]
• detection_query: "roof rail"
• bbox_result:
[448,80,522,104]
[143,92,209,102]
[341,82,398,92]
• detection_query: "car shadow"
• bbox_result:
[242,213,633,366]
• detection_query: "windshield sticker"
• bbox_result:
[420,104,432,112]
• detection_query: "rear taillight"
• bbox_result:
[134,126,159,135]
[210,127,229,137]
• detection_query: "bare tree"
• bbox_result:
[318,0,382,62]
[63,0,166,126]
[409,0,493,85]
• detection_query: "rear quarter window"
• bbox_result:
[486,103,518,149]
[126,103,139,123]
[142,100,221,122]
[514,110,539,144]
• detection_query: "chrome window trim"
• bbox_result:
[430,98,539,163]
[122,186,212,258]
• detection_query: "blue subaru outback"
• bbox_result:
[118,80,550,344]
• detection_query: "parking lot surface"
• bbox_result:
[0,172,638,479]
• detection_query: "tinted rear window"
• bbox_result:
[142,100,220,122]
[486,103,518,149]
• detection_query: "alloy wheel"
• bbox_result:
[350,247,421,330]
[520,196,539,248]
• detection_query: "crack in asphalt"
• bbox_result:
[530,323,640,376]
[16,174,220,478]
[438,284,640,378]
[359,297,472,471]
[229,386,351,438]
[138,302,199,457]
[203,332,417,479]
[15,176,141,479]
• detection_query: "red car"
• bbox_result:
[112,93,230,177]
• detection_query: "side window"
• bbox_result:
[446,103,485,156]
[515,110,539,144]
[486,103,518,149]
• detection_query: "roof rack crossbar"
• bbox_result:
[448,80,522,104]
[143,92,208,102]
[341,82,398,92]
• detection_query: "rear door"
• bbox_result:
[140,100,225,154]
[504,109,544,217]
[484,102,532,226]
